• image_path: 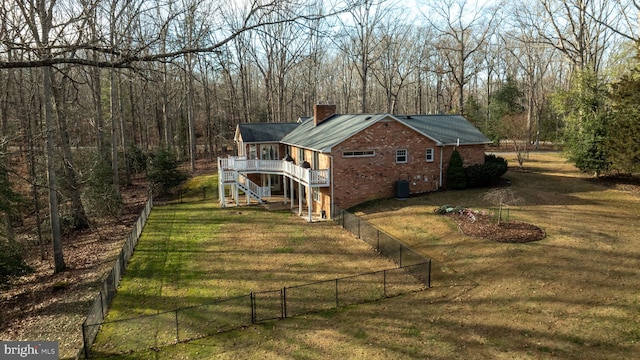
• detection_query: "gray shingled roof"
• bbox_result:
[280,114,491,152]
[399,115,492,146]
[236,123,299,143]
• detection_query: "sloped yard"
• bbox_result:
[351,152,640,359]
[89,176,423,357]
[91,152,640,359]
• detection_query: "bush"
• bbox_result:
[465,154,508,188]
[0,239,32,287]
[126,145,148,175]
[146,147,187,196]
[82,158,123,216]
[446,150,467,190]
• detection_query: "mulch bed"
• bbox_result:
[449,213,546,243]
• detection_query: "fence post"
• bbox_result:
[376,230,380,251]
[282,288,287,319]
[357,218,360,238]
[82,323,89,359]
[175,310,180,343]
[250,292,256,324]
[428,259,432,288]
[399,245,403,267]
[99,290,105,319]
[335,279,339,308]
[383,270,387,298]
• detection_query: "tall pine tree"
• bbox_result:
[553,70,610,177]
[608,72,640,174]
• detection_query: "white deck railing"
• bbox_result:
[238,174,271,198]
[219,156,330,187]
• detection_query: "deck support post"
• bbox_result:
[298,181,303,216]
[307,170,313,222]
[290,177,295,209]
[283,176,288,204]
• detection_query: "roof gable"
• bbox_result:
[281,114,391,152]
[235,122,299,143]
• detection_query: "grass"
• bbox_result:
[89,175,416,357]
[91,152,640,359]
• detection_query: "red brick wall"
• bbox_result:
[328,119,485,209]
[455,144,486,167]
[329,120,436,209]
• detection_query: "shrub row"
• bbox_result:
[465,154,508,188]
[446,151,508,190]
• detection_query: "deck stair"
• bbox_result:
[236,174,270,204]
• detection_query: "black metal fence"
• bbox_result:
[82,263,429,357]
[80,200,434,358]
[334,207,431,271]
[79,197,153,359]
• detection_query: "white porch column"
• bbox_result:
[307,185,312,222]
[218,158,225,207]
[283,175,288,204]
[298,181,303,215]
[290,177,294,209]
[307,170,313,222]
[233,183,239,205]
[219,181,225,208]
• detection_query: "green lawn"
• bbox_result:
[89,175,420,357]
[90,153,640,359]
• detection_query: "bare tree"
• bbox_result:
[338,0,392,113]
[528,0,616,73]
[371,19,416,114]
[250,8,308,122]
[483,188,524,225]
[14,0,67,272]
[51,71,91,230]
[423,0,499,114]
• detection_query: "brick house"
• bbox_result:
[218,104,491,221]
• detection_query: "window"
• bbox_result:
[261,144,278,160]
[313,151,320,169]
[396,149,408,163]
[298,147,305,164]
[248,144,257,159]
[426,148,434,162]
[313,188,320,202]
[343,150,375,158]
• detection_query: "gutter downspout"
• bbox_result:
[326,154,334,219]
[439,145,444,189]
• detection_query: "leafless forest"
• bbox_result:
[1,0,639,272]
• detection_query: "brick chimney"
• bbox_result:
[314,103,336,126]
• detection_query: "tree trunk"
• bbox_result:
[20,68,46,259]
[120,74,132,185]
[44,65,65,273]
[110,69,121,196]
[92,68,107,162]
[186,54,196,171]
[52,75,90,230]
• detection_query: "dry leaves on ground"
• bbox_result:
[0,181,149,358]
